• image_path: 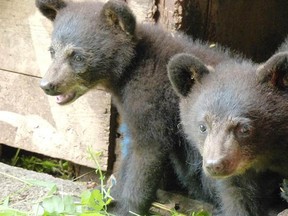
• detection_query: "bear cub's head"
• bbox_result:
[168,53,288,179]
[36,0,136,104]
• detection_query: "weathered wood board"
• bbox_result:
[157,0,288,62]
[0,0,112,169]
[0,69,112,169]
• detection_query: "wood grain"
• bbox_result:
[0,0,112,169]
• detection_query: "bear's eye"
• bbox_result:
[49,47,55,58]
[236,124,252,137]
[199,124,207,133]
[73,54,85,63]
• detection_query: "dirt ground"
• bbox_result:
[0,161,213,215]
[0,162,86,213]
[1,162,288,216]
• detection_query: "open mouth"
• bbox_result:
[205,171,233,179]
[56,92,77,105]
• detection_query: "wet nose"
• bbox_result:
[40,80,58,95]
[205,159,227,176]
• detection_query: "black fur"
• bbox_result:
[35,0,255,214]
[167,53,210,97]
[271,39,288,205]
[168,52,288,216]
[36,0,66,21]
[257,52,288,90]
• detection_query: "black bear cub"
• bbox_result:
[168,52,288,216]
[36,0,239,214]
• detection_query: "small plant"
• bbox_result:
[0,196,28,216]
[0,147,112,216]
[2,147,75,179]
[33,188,112,215]
[23,157,73,179]
[0,147,211,216]
[191,210,210,216]
[34,147,113,216]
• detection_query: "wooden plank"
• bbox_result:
[127,0,155,23]
[0,0,50,77]
[0,0,112,170]
[157,0,179,30]
[0,69,111,169]
[157,0,288,62]
[207,0,288,62]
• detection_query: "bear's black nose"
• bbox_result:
[205,159,228,177]
[40,80,58,95]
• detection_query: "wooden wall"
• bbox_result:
[0,0,112,170]
[157,0,288,62]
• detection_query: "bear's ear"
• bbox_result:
[256,52,288,90]
[168,53,210,97]
[35,0,66,21]
[100,0,136,35]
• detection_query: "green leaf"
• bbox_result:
[2,196,9,207]
[105,198,112,206]
[32,203,45,215]
[80,189,108,212]
[42,195,78,214]
[80,212,106,216]
[192,210,211,216]
[62,195,76,214]
[81,190,92,206]
[0,206,28,216]
[47,185,58,196]
[91,190,103,201]
[90,190,105,211]
[25,179,58,193]
[42,196,64,213]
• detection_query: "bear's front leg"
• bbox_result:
[214,174,269,216]
[109,142,168,216]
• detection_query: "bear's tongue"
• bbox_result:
[56,92,76,105]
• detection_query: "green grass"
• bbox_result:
[8,148,74,179]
